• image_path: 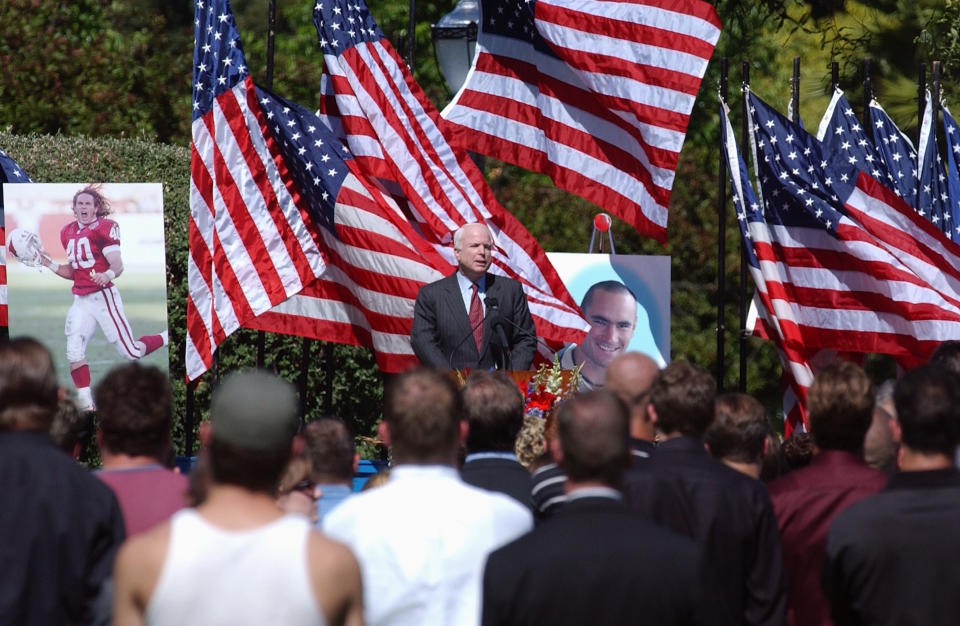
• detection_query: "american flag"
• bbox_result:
[941,102,960,239]
[312,0,589,351]
[868,98,917,206]
[917,90,954,240]
[439,0,721,244]
[816,88,890,188]
[188,0,452,379]
[725,90,960,424]
[0,146,33,328]
[720,99,813,433]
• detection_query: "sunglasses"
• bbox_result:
[290,480,317,498]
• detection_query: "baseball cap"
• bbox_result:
[209,370,299,452]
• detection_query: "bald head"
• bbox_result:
[604,352,660,441]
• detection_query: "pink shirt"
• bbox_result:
[97,465,188,536]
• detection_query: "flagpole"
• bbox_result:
[739,61,750,393]
[257,0,278,370]
[863,58,872,117]
[716,57,728,392]
[918,64,926,148]
[407,0,416,66]
[831,61,838,93]
[791,57,800,121]
[933,60,942,132]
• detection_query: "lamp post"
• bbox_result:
[431,0,479,95]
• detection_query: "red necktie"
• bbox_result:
[469,283,483,351]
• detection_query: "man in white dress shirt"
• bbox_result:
[324,368,533,626]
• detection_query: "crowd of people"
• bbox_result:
[1,335,960,625]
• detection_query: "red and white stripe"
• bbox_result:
[440,0,721,244]
[317,33,589,349]
[187,77,328,380]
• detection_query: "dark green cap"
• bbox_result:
[209,370,298,452]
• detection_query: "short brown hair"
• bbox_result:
[706,393,769,463]
[208,438,292,493]
[462,370,524,453]
[556,390,629,486]
[0,338,59,431]
[383,368,462,464]
[808,360,874,451]
[95,363,172,459]
[303,417,355,483]
[648,361,716,438]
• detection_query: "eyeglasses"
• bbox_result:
[290,479,317,499]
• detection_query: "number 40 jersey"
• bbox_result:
[60,218,121,295]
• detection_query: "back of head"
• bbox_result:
[604,351,660,405]
[807,360,874,452]
[95,363,172,459]
[929,340,960,376]
[383,368,462,464]
[0,337,59,432]
[208,369,300,493]
[462,370,524,453]
[648,361,716,438]
[706,393,769,464]
[303,417,355,483]
[50,397,94,457]
[864,379,897,473]
[781,432,816,471]
[893,364,960,456]
[556,390,629,486]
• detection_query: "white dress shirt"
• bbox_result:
[456,271,487,316]
[323,464,533,626]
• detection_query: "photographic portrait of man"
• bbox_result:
[546,253,669,390]
[4,183,170,410]
[558,281,638,389]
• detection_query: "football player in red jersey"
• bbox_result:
[39,185,168,410]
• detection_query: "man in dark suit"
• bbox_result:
[481,390,707,626]
[411,223,537,370]
[623,361,786,626]
[460,371,533,511]
[823,364,960,626]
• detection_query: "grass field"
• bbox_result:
[8,267,170,401]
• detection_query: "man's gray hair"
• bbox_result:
[453,223,493,249]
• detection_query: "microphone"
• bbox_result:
[448,307,488,371]
[484,297,510,371]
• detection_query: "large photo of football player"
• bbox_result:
[4,183,169,411]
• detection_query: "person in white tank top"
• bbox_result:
[112,370,363,626]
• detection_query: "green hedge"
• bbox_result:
[0,131,386,456]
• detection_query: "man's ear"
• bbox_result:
[352,453,360,474]
[646,403,659,425]
[290,435,305,458]
[459,420,469,447]
[889,416,902,445]
[199,421,213,447]
[549,437,563,466]
[377,420,391,447]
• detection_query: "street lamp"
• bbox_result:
[431,0,479,95]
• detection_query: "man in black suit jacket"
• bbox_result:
[410,223,536,370]
[482,390,707,626]
[460,371,533,511]
[623,361,786,626]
